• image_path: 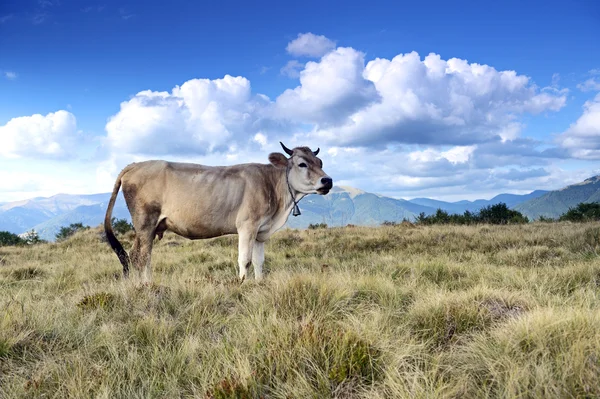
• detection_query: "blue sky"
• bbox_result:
[1,0,599,202]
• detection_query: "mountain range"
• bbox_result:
[1,175,598,242]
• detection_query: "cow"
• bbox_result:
[103,142,333,283]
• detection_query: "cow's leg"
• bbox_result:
[252,240,265,280]
[237,228,256,282]
[130,211,159,284]
[130,228,155,284]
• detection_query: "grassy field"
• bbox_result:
[1,222,600,398]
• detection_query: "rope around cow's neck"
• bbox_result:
[285,166,302,217]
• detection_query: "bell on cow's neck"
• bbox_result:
[292,204,301,216]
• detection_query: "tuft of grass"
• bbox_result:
[450,309,600,398]
[406,288,530,349]
[77,292,117,311]
[7,267,45,281]
[206,376,254,399]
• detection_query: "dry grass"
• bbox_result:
[1,222,600,398]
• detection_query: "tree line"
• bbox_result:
[382,202,600,227]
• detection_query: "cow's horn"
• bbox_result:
[313,148,320,156]
[280,141,294,156]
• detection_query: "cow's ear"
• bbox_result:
[269,152,288,168]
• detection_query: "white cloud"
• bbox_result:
[320,144,560,199]
[253,132,267,148]
[408,145,475,165]
[0,158,110,202]
[105,74,281,157]
[557,93,600,159]
[0,110,78,159]
[275,47,380,126]
[307,51,566,148]
[577,78,600,92]
[280,60,303,78]
[286,32,336,58]
[4,71,17,80]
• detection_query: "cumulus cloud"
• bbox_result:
[280,60,303,78]
[3,71,17,80]
[321,142,593,202]
[307,51,566,148]
[275,47,380,126]
[286,32,336,58]
[557,93,600,159]
[577,78,600,92]
[105,74,283,157]
[322,144,558,198]
[0,110,78,159]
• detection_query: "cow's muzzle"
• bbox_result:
[317,177,333,194]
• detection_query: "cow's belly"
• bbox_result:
[161,204,237,238]
[160,192,240,239]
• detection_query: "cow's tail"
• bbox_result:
[104,167,131,278]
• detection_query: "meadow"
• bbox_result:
[1,221,600,398]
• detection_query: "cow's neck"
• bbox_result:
[275,167,306,217]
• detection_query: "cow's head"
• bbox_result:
[269,142,333,195]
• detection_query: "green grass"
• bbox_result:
[1,222,600,398]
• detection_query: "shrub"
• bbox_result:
[111,217,134,235]
[0,231,25,247]
[21,229,47,245]
[559,202,600,222]
[308,223,328,229]
[55,223,90,242]
[478,203,529,224]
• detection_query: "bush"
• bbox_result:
[478,203,529,225]
[559,202,600,222]
[111,217,134,235]
[21,230,47,245]
[55,223,90,242]
[308,223,328,229]
[0,231,25,247]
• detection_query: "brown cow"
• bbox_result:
[104,142,332,282]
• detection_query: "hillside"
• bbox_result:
[515,176,600,220]
[1,223,600,397]
[31,199,133,242]
[286,186,436,229]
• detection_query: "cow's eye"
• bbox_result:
[299,163,307,168]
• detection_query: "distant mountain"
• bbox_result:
[0,207,54,234]
[286,186,436,229]
[31,196,132,242]
[408,190,549,214]
[515,176,600,220]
